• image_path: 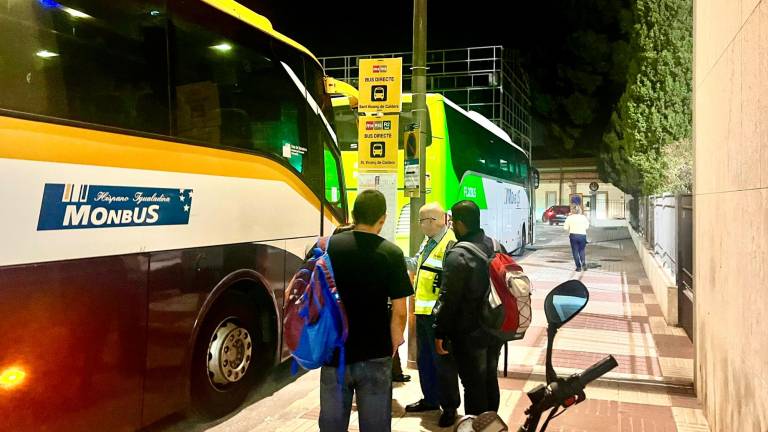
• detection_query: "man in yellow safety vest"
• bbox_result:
[404,202,461,428]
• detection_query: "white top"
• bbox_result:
[564,214,590,235]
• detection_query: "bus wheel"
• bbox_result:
[521,225,527,250]
[191,290,261,419]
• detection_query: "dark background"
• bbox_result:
[242,0,634,160]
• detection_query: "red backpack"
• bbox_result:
[453,239,532,341]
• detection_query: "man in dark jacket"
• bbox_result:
[433,200,504,416]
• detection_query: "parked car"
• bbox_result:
[542,205,570,225]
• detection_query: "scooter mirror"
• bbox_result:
[544,280,589,330]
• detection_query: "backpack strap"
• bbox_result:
[317,235,331,252]
[452,241,493,263]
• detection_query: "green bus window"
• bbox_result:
[446,102,527,185]
[324,144,344,213]
[332,102,432,152]
[333,103,359,152]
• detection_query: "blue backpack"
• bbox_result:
[283,237,349,381]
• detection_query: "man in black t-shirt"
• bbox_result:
[319,189,413,432]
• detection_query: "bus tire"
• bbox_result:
[190,290,262,419]
[521,224,527,250]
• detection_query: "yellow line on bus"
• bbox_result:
[202,0,322,67]
[0,116,324,212]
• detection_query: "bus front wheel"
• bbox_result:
[190,290,262,419]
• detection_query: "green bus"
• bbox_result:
[333,92,535,252]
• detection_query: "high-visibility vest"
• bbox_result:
[414,229,456,315]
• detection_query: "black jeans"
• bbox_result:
[417,315,460,410]
[451,336,503,415]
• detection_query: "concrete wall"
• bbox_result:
[694,0,768,430]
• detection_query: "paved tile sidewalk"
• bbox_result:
[493,225,708,431]
[185,226,709,432]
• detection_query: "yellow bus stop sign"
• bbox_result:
[358,114,399,172]
[358,58,402,113]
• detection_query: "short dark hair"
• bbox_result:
[451,200,481,231]
[352,190,386,226]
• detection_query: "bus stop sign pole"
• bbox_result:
[407,0,427,369]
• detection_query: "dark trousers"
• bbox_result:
[452,337,503,415]
[417,315,460,410]
[569,233,587,269]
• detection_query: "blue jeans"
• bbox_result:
[416,314,460,409]
[569,234,587,269]
[319,357,392,432]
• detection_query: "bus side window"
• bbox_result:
[0,0,170,134]
[168,5,310,175]
[323,143,345,217]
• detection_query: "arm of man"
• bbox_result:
[390,297,407,355]
[388,245,415,355]
[433,250,467,354]
[405,255,418,274]
[405,238,427,273]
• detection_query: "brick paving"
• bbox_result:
[154,225,709,432]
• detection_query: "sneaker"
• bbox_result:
[575,267,582,272]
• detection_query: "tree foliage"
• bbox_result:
[600,0,693,195]
[521,0,634,158]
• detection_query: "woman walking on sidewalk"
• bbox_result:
[564,206,590,271]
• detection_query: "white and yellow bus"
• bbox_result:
[333,92,534,253]
[0,1,345,429]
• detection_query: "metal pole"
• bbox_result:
[407,0,427,369]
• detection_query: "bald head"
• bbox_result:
[418,202,446,237]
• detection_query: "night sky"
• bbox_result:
[243,1,632,159]
[241,1,511,56]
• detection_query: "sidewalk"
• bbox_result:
[494,225,709,431]
[175,226,709,432]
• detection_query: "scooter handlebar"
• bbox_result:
[578,355,618,388]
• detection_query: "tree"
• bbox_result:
[600,0,693,195]
[518,0,634,159]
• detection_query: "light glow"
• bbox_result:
[210,43,233,52]
[36,50,59,58]
[61,6,91,18]
[0,367,27,390]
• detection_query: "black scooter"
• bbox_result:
[454,280,619,432]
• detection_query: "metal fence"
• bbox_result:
[607,199,626,219]
[633,193,694,338]
[318,46,532,152]
[677,195,694,339]
[653,195,677,278]
[583,199,625,220]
